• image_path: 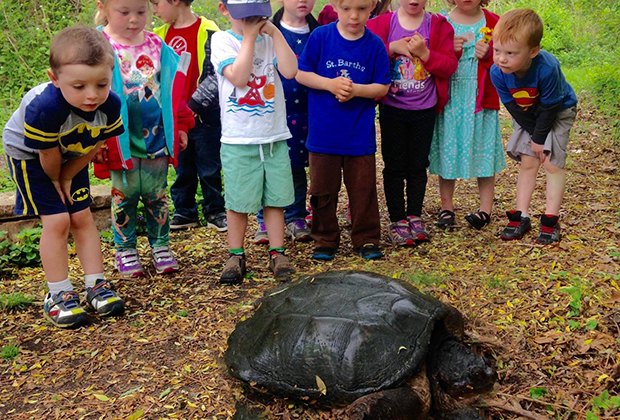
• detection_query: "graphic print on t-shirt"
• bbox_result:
[227,57,276,116]
[389,56,430,95]
[509,87,539,111]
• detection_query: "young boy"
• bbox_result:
[2,26,126,328]
[253,0,320,244]
[151,0,228,232]
[211,0,298,284]
[296,0,391,260]
[490,9,577,244]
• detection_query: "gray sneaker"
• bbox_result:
[285,219,311,242]
[206,212,228,232]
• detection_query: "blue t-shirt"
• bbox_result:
[2,82,124,161]
[490,50,577,112]
[298,23,390,156]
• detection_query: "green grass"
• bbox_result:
[0,292,34,311]
[0,344,20,360]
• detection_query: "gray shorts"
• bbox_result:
[506,106,577,169]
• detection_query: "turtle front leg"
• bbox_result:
[345,368,431,420]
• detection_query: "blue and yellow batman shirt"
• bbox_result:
[2,82,124,161]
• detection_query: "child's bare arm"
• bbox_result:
[296,71,353,98]
[58,143,104,203]
[348,82,389,101]
[261,21,297,79]
[222,19,263,88]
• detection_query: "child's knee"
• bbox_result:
[543,161,564,174]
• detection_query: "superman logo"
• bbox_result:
[509,87,539,110]
[72,187,90,202]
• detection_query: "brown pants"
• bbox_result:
[309,153,381,249]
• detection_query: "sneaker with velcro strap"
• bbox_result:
[85,279,125,316]
[43,290,88,328]
[151,246,179,274]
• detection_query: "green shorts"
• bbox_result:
[221,141,294,213]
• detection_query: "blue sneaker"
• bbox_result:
[312,247,337,261]
[355,243,383,260]
[85,279,125,316]
[43,291,88,328]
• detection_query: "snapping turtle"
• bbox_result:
[225,271,496,419]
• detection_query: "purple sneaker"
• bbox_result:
[254,222,269,245]
[388,220,415,247]
[151,246,178,274]
[407,216,430,243]
[286,219,312,242]
[115,249,144,278]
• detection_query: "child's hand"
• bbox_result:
[260,20,277,37]
[59,179,73,205]
[408,33,429,61]
[241,16,267,38]
[93,146,108,164]
[178,131,189,151]
[474,39,490,60]
[390,37,413,59]
[329,77,354,102]
[454,35,468,53]
[51,180,66,205]
[530,142,547,163]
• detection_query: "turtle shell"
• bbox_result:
[225,270,463,403]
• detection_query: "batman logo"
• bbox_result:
[72,187,90,202]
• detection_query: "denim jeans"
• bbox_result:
[257,166,308,224]
[171,114,224,220]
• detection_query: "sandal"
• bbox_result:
[464,210,491,230]
[436,210,456,228]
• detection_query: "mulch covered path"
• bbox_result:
[1,106,619,419]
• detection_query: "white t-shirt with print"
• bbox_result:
[211,30,291,145]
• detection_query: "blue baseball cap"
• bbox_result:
[223,0,272,20]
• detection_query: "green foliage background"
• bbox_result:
[0,0,618,149]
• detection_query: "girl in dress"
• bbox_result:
[428,0,505,230]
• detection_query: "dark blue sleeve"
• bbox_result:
[490,65,514,104]
[23,89,66,150]
[371,37,391,85]
[538,62,565,107]
[98,91,125,139]
[298,29,321,73]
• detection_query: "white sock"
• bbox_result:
[84,273,104,288]
[521,211,530,218]
[47,279,73,297]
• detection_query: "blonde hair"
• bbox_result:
[95,0,150,26]
[330,0,377,8]
[494,8,543,48]
[443,0,491,7]
[49,25,115,73]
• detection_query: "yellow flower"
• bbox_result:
[480,27,493,43]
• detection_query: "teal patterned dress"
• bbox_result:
[429,16,505,179]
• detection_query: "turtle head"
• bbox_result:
[431,339,496,398]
